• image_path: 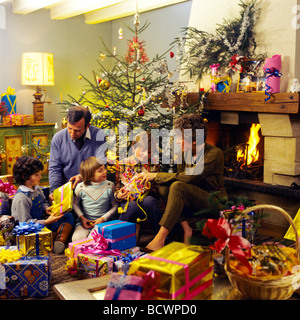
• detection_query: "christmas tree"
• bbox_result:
[62,12,195,132]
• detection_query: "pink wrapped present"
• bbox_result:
[104,273,144,300]
[263,54,282,94]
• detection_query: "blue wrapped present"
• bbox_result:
[0,255,51,298]
[1,87,16,114]
[96,220,136,251]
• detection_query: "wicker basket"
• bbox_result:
[225,204,300,300]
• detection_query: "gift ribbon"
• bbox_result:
[142,270,161,300]
[109,274,143,300]
[80,229,122,256]
[264,67,282,101]
[14,221,44,236]
[0,178,16,196]
[202,218,252,272]
[143,255,213,300]
[64,248,78,274]
[0,247,22,263]
[49,198,69,216]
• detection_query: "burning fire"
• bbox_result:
[237,123,261,166]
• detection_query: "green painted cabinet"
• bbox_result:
[0,123,55,185]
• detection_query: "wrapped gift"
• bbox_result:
[0,255,51,298]
[14,114,34,126]
[104,273,144,300]
[0,215,15,246]
[120,168,151,201]
[263,54,282,93]
[96,220,136,251]
[65,237,96,273]
[77,253,118,279]
[3,114,18,126]
[1,86,16,114]
[49,182,73,216]
[14,222,52,256]
[128,242,213,300]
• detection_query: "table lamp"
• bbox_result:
[21,52,54,123]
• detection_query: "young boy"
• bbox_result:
[11,156,75,254]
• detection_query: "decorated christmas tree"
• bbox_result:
[62,11,196,132]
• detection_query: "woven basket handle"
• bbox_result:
[225,204,299,271]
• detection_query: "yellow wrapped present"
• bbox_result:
[15,222,52,256]
[49,182,73,216]
[128,242,213,300]
[15,114,34,126]
[3,114,18,126]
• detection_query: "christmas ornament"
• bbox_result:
[138,108,145,116]
[99,53,106,61]
[99,79,110,90]
[118,27,123,40]
[78,75,82,80]
[170,52,174,58]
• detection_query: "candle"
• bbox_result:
[60,93,63,102]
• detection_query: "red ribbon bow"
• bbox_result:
[142,270,161,300]
[203,218,252,272]
[228,54,245,72]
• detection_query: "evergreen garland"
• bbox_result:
[173,0,266,81]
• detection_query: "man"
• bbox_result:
[48,106,106,245]
[139,113,227,251]
[49,106,106,195]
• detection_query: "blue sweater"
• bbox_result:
[49,125,106,193]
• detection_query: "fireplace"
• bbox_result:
[186,92,300,236]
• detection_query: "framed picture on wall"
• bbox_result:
[237,60,266,93]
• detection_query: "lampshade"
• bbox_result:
[21,52,54,86]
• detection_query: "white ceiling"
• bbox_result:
[10,0,190,24]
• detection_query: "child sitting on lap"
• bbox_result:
[72,156,118,241]
[11,156,75,254]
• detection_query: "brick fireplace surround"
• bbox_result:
[187,92,300,236]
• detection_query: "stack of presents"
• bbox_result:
[1,86,34,125]
[0,177,214,300]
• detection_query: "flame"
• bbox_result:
[237,123,261,166]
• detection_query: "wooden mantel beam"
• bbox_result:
[187,92,300,114]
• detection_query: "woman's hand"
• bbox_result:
[115,188,129,201]
[138,172,157,185]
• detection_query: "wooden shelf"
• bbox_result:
[188,92,300,114]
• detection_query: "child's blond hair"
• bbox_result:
[79,156,104,186]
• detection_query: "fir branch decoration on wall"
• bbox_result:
[174,0,266,81]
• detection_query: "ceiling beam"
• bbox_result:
[85,0,190,24]
[50,0,126,20]
[12,0,62,14]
